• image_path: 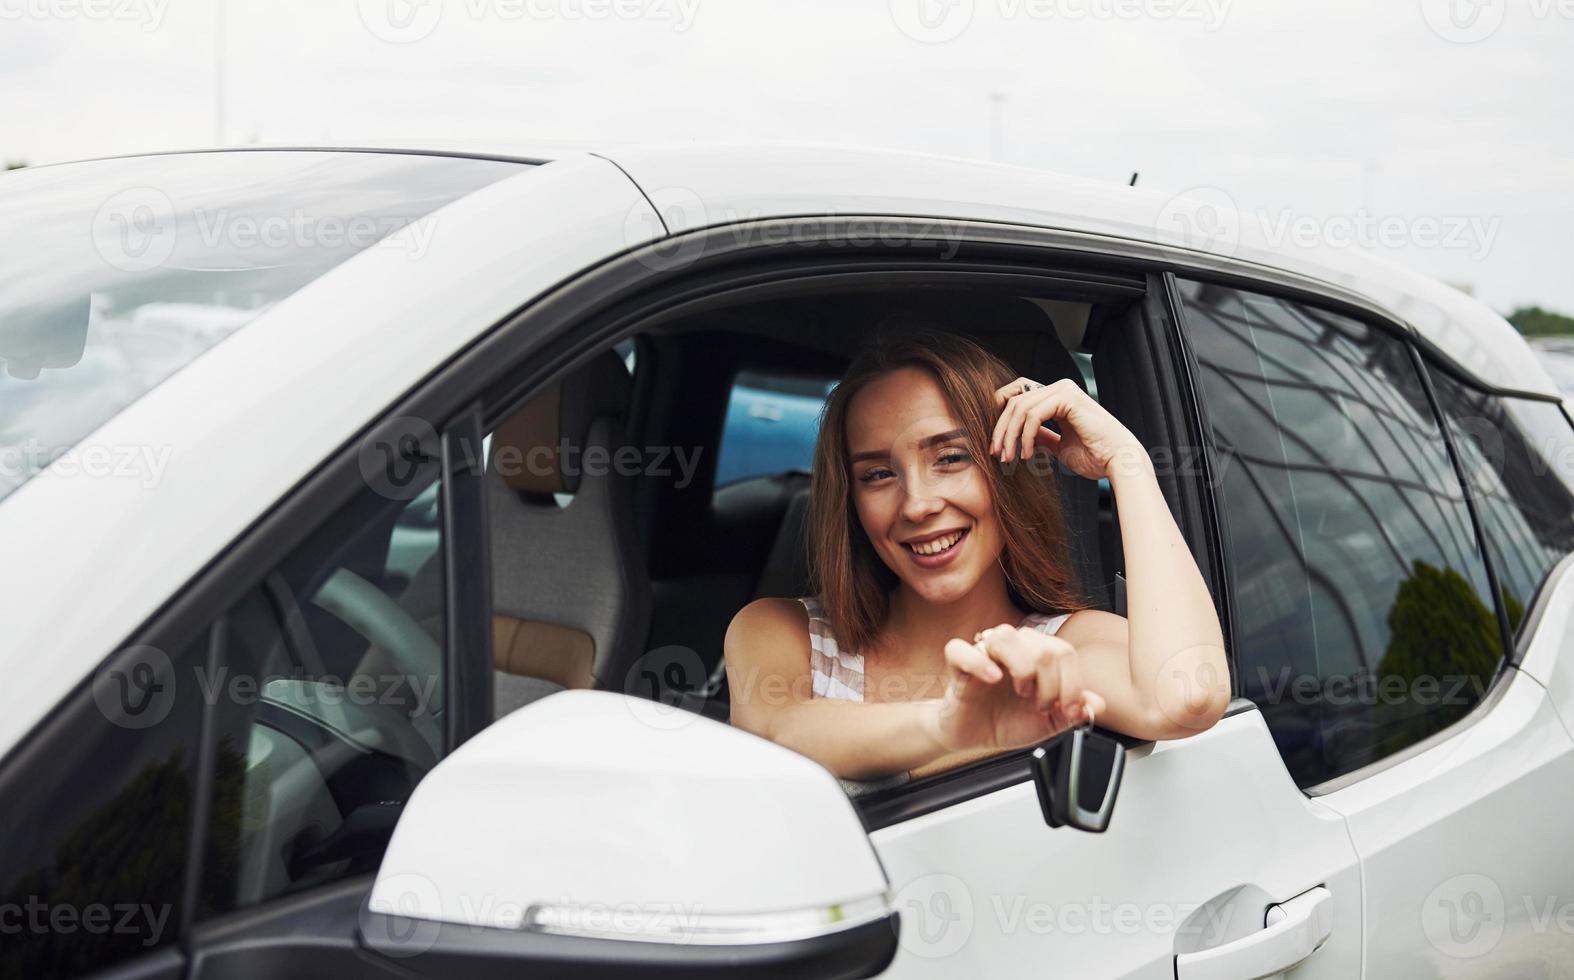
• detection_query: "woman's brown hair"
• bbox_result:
[808,327,1087,656]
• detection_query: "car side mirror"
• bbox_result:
[359,690,899,979]
[1031,724,1126,833]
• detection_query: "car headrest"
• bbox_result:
[872,292,1087,393]
[491,351,633,495]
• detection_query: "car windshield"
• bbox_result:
[0,150,526,502]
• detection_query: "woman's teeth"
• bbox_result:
[909,531,964,556]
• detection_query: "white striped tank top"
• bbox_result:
[798,596,1071,702]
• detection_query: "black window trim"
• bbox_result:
[1408,344,1518,664]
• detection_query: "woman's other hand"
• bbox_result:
[932,624,1108,754]
[990,377,1144,480]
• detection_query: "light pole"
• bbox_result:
[214,0,226,145]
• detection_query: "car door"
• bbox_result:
[1174,278,1574,978]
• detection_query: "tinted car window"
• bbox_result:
[1179,280,1504,787]
[199,474,446,915]
[0,151,522,502]
[714,370,832,487]
[1428,370,1574,634]
[0,639,205,976]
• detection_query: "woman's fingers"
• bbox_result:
[991,378,1040,459]
[978,625,1069,703]
[991,379,1079,462]
[1077,689,1109,727]
[976,626,1101,727]
[992,377,1038,409]
[1039,636,1080,714]
[944,637,1004,686]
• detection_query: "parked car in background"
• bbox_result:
[1,143,1572,980]
[1530,337,1574,397]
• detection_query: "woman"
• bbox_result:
[724,329,1230,781]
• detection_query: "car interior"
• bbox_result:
[473,278,1183,733]
[178,271,1207,904]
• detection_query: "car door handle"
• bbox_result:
[1174,886,1333,980]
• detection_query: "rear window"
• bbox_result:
[714,370,834,487]
[0,150,524,502]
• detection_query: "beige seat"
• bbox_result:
[487,351,651,716]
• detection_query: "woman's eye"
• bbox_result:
[858,467,895,484]
[937,450,972,466]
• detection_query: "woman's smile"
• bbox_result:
[903,526,970,566]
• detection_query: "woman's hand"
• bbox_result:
[990,377,1145,481]
[933,624,1108,754]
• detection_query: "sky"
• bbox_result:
[2,0,1571,316]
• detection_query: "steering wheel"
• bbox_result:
[311,566,446,753]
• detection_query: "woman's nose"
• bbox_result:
[898,474,945,523]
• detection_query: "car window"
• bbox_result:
[714,370,833,487]
[1177,280,1505,788]
[0,638,205,976]
[0,150,523,503]
[196,471,447,916]
[1426,371,1574,635]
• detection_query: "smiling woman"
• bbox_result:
[724,328,1231,781]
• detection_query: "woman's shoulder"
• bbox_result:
[724,596,816,658]
[1048,607,1128,644]
[1022,606,1126,637]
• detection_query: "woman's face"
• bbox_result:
[845,366,1005,605]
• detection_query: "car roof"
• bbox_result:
[591,140,1556,398]
[31,139,1555,398]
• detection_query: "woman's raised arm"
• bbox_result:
[990,378,1231,740]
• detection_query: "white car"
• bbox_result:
[1,144,1571,980]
